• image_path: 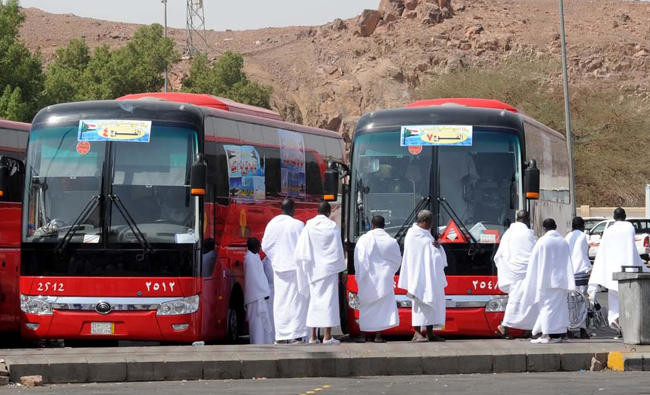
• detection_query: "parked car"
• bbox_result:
[587,219,650,261]
[584,217,606,232]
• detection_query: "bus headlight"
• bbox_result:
[156,295,200,316]
[347,291,360,310]
[485,295,508,312]
[20,295,53,315]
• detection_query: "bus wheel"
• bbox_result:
[226,307,240,343]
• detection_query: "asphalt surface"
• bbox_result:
[2,372,650,395]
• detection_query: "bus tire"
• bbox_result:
[227,286,245,344]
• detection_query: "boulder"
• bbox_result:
[357,9,381,37]
[405,0,419,10]
[416,3,444,25]
[378,0,405,18]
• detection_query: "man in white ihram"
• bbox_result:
[588,207,647,337]
[565,216,592,338]
[261,198,309,343]
[398,210,447,342]
[244,238,274,344]
[354,215,402,342]
[519,218,575,344]
[495,210,536,339]
[295,201,346,344]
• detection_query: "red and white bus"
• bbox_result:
[0,119,30,333]
[11,93,343,342]
[338,98,572,337]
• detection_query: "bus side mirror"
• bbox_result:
[524,159,540,200]
[190,154,207,196]
[323,166,339,201]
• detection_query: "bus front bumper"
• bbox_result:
[346,293,508,338]
[19,295,202,342]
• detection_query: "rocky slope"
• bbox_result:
[18,0,650,204]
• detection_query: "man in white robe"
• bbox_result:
[354,215,401,342]
[295,201,346,345]
[398,210,447,342]
[244,238,274,344]
[261,199,308,343]
[565,216,592,338]
[518,218,575,344]
[494,210,536,338]
[588,207,646,336]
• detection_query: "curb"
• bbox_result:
[607,351,650,371]
[0,341,623,384]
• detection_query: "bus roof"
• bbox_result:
[354,105,523,137]
[0,118,30,132]
[406,98,519,113]
[117,92,283,121]
[32,100,342,141]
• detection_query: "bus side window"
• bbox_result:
[205,142,229,205]
[0,156,25,202]
[258,146,281,198]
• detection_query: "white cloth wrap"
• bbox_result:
[504,230,575,332]
[565,230,592,275]
[295,215,346,297]
[354,228,402,332]
[262,214,308,341]
[262,214,304,273]
[272,270,309,341]
[494,222,535,294]
[359,295,399,332]
[305,274,340,328]
[531,288,571,336]
[295,215,346,328]
[397,224,447,327]
[589,221,646,291]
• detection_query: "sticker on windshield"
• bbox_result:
[78,120,152,143]
[76,141,91,155]
[400,125,472,146]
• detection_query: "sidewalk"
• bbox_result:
[2,339,649,384]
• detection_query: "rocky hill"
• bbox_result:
[18,0,650,205]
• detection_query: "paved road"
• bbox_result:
[2,372,650,395]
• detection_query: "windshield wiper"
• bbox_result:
[109,193,153,261]
[437,196,481,255]
[55,194,101,254]
[394,195,432,248]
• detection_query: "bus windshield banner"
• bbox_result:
[400,125,473,146]
[78,120,152,143]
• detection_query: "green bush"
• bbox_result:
[182,51,273,109]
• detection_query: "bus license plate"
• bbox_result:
[91,322,114,335]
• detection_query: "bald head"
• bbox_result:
[516,210,529,224]
[416,210,433,229]
[614,207,626,221]
[281,198,295,217]
[318,201,331,217]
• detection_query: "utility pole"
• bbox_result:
[559,0,576,216]
[162,0,168,92]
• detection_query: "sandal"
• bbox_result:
[497,324,513,340]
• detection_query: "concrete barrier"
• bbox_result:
[1,340,646,384]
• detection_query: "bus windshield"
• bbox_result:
[23,125,198,244]
[350,128,522,243]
